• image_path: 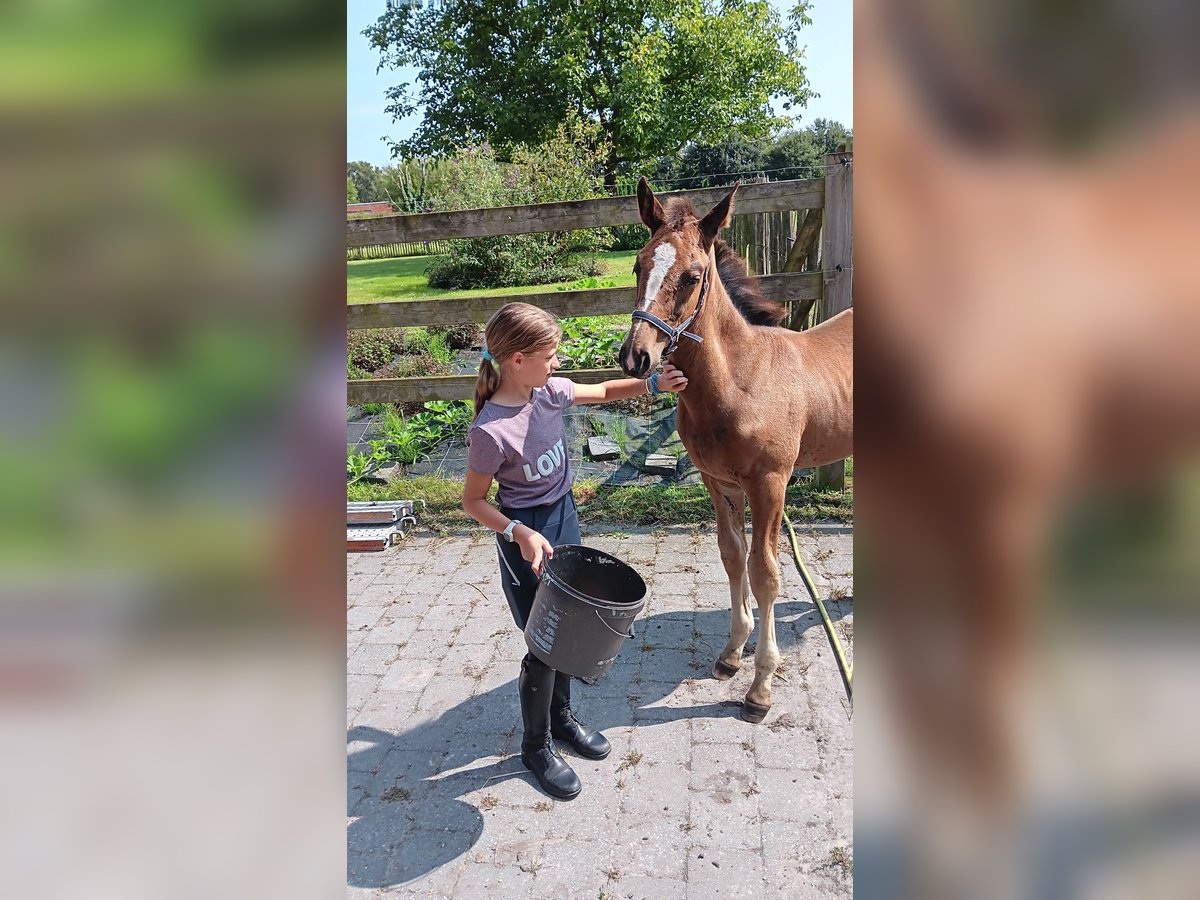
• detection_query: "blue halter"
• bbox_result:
[630,250,712,357]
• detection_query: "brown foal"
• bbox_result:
[619,177,853,722]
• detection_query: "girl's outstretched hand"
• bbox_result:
[517,527,554,578]
[658,362,689,393]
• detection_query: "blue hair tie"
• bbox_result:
[481,350,493,361]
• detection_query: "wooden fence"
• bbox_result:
[346,150,852,487]
[726,209,799,277]
[347,240,451,261]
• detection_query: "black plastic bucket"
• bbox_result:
[524,544,647,679]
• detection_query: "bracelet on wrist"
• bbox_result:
[647,373,661,394]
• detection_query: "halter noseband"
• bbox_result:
[630,248,712,357]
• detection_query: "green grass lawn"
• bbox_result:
[348,250,638,305]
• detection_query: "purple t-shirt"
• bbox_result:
[467,377,576,508]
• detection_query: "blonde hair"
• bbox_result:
[474,302,563,418]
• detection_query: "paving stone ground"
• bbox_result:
[347,522,853,899]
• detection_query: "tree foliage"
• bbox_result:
[647,117,851,187]
[347,160,386,203]
[377,158,445,213]
[762,118,850,179]
[365,0,815,184]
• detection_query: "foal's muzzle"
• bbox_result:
[619,342,653,378]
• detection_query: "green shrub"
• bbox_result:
[429,323,481,350]
[608,223,649,252]
[420,119,612,289]
[426,235,599,290]
[402,328,453,364]
[348,328,406,373]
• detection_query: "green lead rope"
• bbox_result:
[782,511,853,699]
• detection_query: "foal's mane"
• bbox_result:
[661,197,787,328]
[714,241,787,327]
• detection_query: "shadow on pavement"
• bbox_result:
[347,595,851,889]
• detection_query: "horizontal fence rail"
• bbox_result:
[348,367,623,405]
[347,271,822,330]
[347,178,824,247]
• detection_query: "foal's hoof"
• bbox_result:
[713,659,740,681]
[741,700,771,724]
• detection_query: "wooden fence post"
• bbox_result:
[782,207,823,329]
[815,146,853,491]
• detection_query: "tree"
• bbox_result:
[347,161,385,203]
[365,0,814,189]
[346,176,359,204]
[806,117,852,155]
[762,118,851,179]
[673,137,768,187]
[644,119,851,188]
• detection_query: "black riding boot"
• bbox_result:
[551,671,612,760]
[519,654,581,800]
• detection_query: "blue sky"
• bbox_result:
[347,0,852,166]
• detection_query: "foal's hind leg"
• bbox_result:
[702,475,752,680]
[741,475,787,723]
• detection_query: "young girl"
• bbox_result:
[462,302,687,800]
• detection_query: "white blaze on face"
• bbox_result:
[639,241,676,311]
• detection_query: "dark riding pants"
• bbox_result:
[496,491,581,630]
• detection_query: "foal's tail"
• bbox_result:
[714,240,787,327]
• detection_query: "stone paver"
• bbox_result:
[347,522,852,898]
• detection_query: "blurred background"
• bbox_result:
[0,0,345,897]
[855,0,1200,897]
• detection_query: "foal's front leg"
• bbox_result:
[742,475,786,723]
[702,475,752,680]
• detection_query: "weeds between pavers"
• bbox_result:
[518,857,544,875]
[615,750,643,773]
[827,846,853,879]
[768,713,800,732]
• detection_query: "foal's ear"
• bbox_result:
[699,183,738,248]
[637,176,665,232]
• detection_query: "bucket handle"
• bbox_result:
[594,610,636,640]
